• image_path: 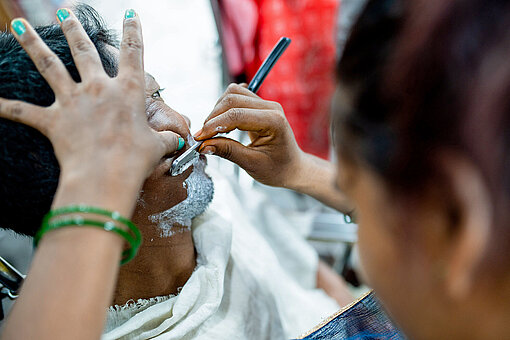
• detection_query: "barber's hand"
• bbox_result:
[195,84,304,187]
[0,11,181,188]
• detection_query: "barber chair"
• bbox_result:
[0,256,24,321]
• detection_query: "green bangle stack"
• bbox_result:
[34,205,142,265]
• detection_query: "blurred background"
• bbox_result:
[1,0,369,326]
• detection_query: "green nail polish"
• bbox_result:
[56,9,70,23]
[11,19,26,36]
[178,138,185,151]
[125,9,136,19]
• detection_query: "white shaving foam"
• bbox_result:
[149,160,214,237]
[186,134,195,146]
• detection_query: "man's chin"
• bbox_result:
[148,158,214,236]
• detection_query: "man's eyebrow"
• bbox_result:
[145,74,160,90]
[146,73,156,83]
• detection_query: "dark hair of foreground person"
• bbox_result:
[337,0,510,269]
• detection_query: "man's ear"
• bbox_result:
[436,152,492,300]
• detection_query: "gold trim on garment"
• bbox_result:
[297,290,374,339]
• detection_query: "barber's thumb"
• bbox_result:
[157,131,185,156]
[199,137,248,166]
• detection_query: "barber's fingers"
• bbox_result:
[0,98,51,135]
[56,9,104,80]
[213,83,259,108]
[199,137,258,168]
[204,93,280,125]
[225,83,259,99]
[118,10,144,80]
[10,18,74,95]
[154,130,184,157]
[196,108,284,140]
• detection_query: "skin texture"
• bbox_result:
[0,10,183,339]
[114,74,197,305]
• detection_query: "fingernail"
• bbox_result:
[201,146,216,155]
[125,9,136,19]
[177,137,185,151]
[11,19,26,36]
[56,8,70,23]
[193,129,203,139]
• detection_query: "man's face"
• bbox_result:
[132,73,214,233]
[106,45,213,235]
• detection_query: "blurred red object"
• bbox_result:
[217,0,340,159]
[0,0,24,29]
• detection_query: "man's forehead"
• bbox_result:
[145,73,159,92]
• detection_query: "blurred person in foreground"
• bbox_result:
[196,0,510,338]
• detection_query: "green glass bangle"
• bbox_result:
[34,205,142,265]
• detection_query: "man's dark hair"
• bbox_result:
[0,4,118,236]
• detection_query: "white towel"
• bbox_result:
[103,168,339,340]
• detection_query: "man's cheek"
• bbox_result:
[149,180,188,207]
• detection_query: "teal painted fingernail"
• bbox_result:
[178,138,185,151]
[56,9,70,23]
[125,9,136,19]
[11,19,26,36]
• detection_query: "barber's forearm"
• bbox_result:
[286,153,354,214]
[3,172,139,340]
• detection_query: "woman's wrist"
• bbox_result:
[283,150,314,191]
[53,168,143,218]
[283,152,354,213]
[41,170,142,264]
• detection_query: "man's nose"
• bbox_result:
[160,114,191,140]
[182,115,192,129]
[148,102,191,139]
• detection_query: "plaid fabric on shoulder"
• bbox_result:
[297,291,406,340]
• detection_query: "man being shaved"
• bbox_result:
[0,6,341,339]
